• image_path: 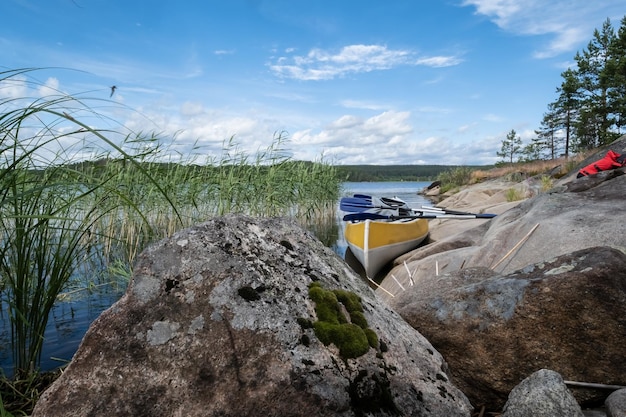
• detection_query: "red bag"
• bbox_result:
[578,150,625,177]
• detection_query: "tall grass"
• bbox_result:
[0,67,341,390]
[0,70,182,377]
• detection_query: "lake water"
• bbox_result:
[0,181,434,375]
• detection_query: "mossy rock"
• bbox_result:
[308,283,379,360]
[333,289,363,314]
[308,285,343,324]
[314,322,370,359]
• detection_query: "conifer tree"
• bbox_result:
[497,129,522,164]
[607,16,626,134]
[572,18,618,148]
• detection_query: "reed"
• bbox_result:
[0,68,341,392]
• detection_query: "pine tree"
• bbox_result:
[552,69,580,157]
[607,16,626,134]
[573,18,618,147]
[496,129,522,164]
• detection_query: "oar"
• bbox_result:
[340,195,493,218]
[340,195,410,213]
[420,205,480,216]
[343,212,496,221]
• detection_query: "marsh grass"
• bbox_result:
[0,69,340,413]
[470,155,588,183]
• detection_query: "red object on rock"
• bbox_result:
[578,150,625,177]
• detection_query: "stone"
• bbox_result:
[33,215,473,417]
[501,369,584,417]
[373,136,626,412]
[386,246,626,410]
[606,389,626,417]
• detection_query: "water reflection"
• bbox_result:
[0,181,433,375]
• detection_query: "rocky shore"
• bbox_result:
[31,137,626,417]
[378,136,626,416]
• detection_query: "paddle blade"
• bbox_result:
[343,213,389,221]
[339,196,375,212]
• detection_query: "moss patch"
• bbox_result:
[308,282,379,360]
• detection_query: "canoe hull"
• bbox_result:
[344,218,429,278]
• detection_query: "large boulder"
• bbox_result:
[374,137,626,411]
[33,215,472,417]
[387,246,626,409]
[389,170,626,282]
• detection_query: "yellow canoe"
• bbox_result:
[344,217,429,278]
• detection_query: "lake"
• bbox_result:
[0,181,434,375]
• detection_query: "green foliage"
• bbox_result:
[0,68,342,414]
[308,283,379,360]
[335,164,474,182]
[537,16,626,159]
[505,188,524,202]
[436,166,474,192]
[349,311,368,329]
[540,175,553,192]
[497,129,523,164]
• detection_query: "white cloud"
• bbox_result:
[340,99,387,110]
[290,110,415,163]
[0,74,29,99]
[461,0,624,58]
[214,49,235,55]
[269,44,463,80]
[38,77,61,96]
[415,56,464,67]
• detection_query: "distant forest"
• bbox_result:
[334,165,488,182]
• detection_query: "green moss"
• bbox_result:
[364,328,379,349]
[334,289,363,314]
[308,286,342,324]
[307,283,380,360]
[350,311,368,329]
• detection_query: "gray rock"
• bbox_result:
[389,246,626,410]
[33,215,473,417]
[376,139,626,410]
[606,389,626,417]
[502,369,584,417]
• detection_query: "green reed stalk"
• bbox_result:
[0,69,181,377]
[0,68,341,383]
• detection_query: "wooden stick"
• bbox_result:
[477,405,485,417]
[390,274,405,291]
[491,223,540,270]
[367,277,395,297]
[403,261,414,286]
[564,380,626,390]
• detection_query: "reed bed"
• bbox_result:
[0,66,341,407]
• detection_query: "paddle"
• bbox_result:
[340,195,407,212]
[340,194,490,217]
[343,212,497,221]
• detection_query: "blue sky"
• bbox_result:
[1,0,625,165]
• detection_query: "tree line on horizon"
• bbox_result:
[498,15,626,165]
[334,164,488,182]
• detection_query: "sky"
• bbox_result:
[1,0,625,166]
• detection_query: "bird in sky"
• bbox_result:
[110,85,117,97]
